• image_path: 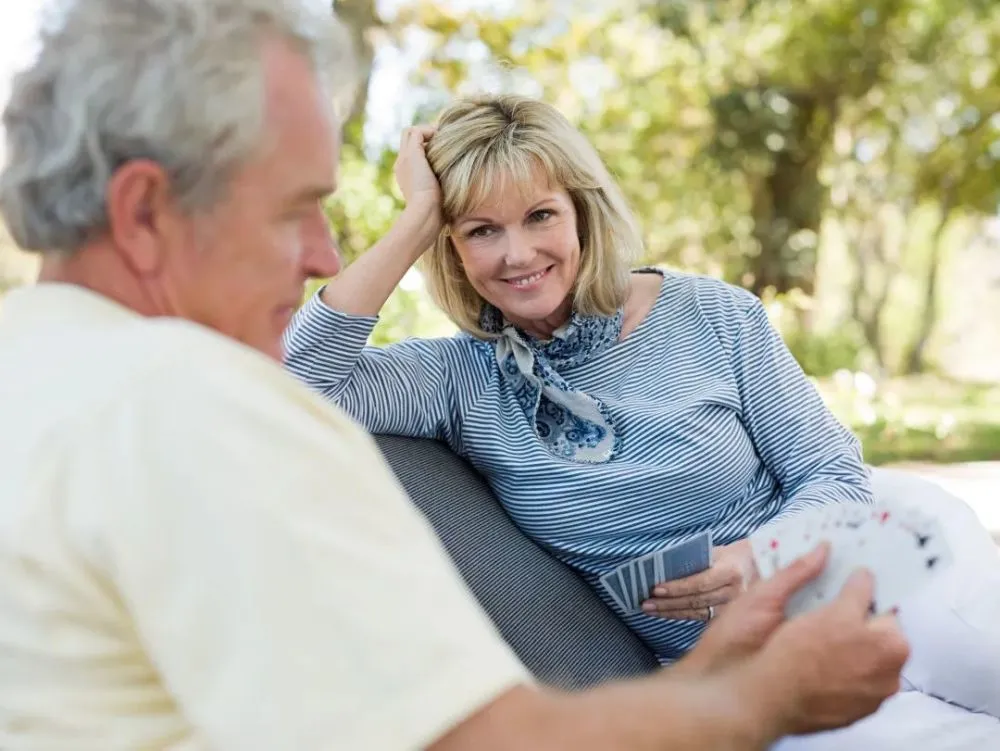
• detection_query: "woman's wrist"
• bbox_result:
[398,201,443,250]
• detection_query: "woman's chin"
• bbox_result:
[492,297,567,328]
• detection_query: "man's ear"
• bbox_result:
[104,160,179,275]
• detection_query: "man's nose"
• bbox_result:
[308,237,341,279]
[303,211,342,279]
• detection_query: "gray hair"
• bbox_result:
[0,0,356,254]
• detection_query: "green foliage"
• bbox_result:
[817,375,1000,465]
[368,282,456,346]
[324,142,402,266]
[786,328,868,380]
[761,289,866,376]
[327,0,1000,383]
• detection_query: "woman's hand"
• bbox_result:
[318,125,443,317]
[394,125,442,227]
[641,539,759,620]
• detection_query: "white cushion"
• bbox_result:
[870,466,1000,718]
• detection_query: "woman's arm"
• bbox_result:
[322,126,442,317]
[283,125,470,441]
[319,204,439,317]
[283,297,480,441]
[730,296,873,520]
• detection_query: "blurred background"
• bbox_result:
[2,0,999,486]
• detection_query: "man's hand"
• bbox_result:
[642,539,758,620]
[677,543,829,674]
[675,543,910,739]
[750,570,910,736]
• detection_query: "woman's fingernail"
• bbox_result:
[652,588,664,597]
[641,602,656,613]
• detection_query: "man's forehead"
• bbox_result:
[262,37,332,126]
[253,37,339,195]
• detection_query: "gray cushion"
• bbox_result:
[374,434,660,689]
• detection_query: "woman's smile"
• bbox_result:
[502,265,554,290]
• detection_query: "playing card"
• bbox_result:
[638,553,658,598]
[618,562,639,611]
[655,531,713,582]
[864,511,953,615]
[600,569,629,611]
[628,560,643,607]
[635,555,648,594]
[750,503,871,579]
[604,532,715,614]
[752,502,955,618]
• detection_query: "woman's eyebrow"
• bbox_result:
[523,197,557,214]
[457,214,496,226]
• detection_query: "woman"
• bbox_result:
[285,94,1000,745]
[286,94,872,647]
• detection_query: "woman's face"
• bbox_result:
[449,173,581,336]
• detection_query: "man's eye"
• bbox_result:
[284,205,318,221]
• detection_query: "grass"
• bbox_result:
[815,374,1000,466]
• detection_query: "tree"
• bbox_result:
[327,0,1000,372]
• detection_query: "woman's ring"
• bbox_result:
[707,605,715,621]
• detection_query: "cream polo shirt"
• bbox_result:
[0,284,529,751]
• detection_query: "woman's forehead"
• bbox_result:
[454,166,563,220]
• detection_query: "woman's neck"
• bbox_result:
[504,296,574,340]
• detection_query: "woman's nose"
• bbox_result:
[503,230,536,267]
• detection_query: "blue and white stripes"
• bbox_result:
[284,271,872,661]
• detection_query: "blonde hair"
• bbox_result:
[422,94,643,338]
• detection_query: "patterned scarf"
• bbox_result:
[481,304,623,463]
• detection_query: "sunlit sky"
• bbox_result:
[0,2,44,112]
[0,0,412,163]
[0,0,511,163]
[0,1,45,164]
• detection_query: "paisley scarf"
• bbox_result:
[481,304,623,463]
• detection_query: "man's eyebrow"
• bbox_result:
[290,183,336,204]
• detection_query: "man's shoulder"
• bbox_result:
[119,318,353,425]
[74,315,283,411]
[5,310,347,443]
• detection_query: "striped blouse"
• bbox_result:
[283,270,872,661]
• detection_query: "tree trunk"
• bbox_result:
[333,0,380,141]
[847,217,888,372]
[748,95,831,299]
[902,193,955,375]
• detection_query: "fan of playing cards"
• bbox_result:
[600,531,714,614]
[600,502,954,619]
[749,501,955,618]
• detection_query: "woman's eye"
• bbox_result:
[529,209,553,222]
[468,225,496,238]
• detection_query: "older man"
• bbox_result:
[0,0,909,749]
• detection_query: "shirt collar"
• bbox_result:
[1,283,143,330]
